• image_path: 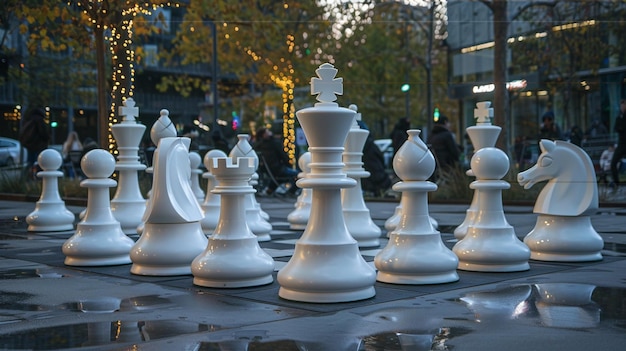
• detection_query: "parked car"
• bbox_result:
[0,137,27,167]
[374,138,394,169]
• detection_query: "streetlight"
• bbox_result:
[401,82,410,120]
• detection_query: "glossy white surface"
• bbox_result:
[26,148,75,232]
[375,130,458,284]
[63,149,134,266]
[192,157,274,288]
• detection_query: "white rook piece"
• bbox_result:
[518,140,603,261]
[342,104,381,247]
[375,130,458,284]
[277,63,376,303]
[192,157,274,288]
[130,137,208,276]
[26,149,75,232]
[110,98,147,234]
[63,149,134,266]
[453,101,530,272]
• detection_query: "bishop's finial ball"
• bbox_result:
[471,147,509,180]
[38,149,63,171]
[81,149,116,179]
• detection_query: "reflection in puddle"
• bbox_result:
[457,284,626,329]
[0,320,213,349]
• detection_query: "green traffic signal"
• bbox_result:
[50,121,58,128]
[401,84,410,92]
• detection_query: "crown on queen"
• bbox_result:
[311,63,343,103]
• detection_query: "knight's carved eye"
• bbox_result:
[540,157,552,167]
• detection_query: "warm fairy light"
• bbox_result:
[71,1,165,154]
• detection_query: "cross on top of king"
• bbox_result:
[474,101,493,125]
[119,98,139,122]
[311,63,343,103]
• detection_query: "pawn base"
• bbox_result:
[194,275,273,288]
[278,286,375,304]
[65,255,131,267]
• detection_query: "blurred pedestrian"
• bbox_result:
[610,99,626,190]
[359,121,391,197]
[19,108,49,178]
[539,111,562,140]
[61,131,84,179]
[254,127,298,196]
[428,115,462,178]
[599,144,615,184]
[390,116,410,158]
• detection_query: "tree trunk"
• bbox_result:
[492,0,509,152]
[95,25,108,150]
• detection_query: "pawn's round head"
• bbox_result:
[203,149,228,170]
[38,149,63,171]
[471,147,509,179]
[81,149,116,179]
[188,151,202,169]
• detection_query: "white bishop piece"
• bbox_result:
[342,104,381,247]
[26,149,75,232]
[375,130,459,284]
[63,149,134,266]
[110,98,148,234]
[229,134,272,241]
[452,102,530,272]
[136,109,177,234]
[200,149,228,235]
[277,63,376,303]
[192,157,274,287]
[130,137,208,275]
[287,152,312,230]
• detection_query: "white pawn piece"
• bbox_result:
[136,109,177,234]
[189,151,205,203]
[200,149,228,235]
[110,98,148,234]
[63,150,134,266]
[453,104,530,272]
[342,104,381,247]
[454,101,500,240]
[192,157,274,287]
[26,149,75,232]
[287,152,312,230]
[278,63,376,303]
[517,140,603,261]
[229,134,272,242]
[130,137,208,276]
[375,130,459,284]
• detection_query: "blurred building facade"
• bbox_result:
[446,0,626,154]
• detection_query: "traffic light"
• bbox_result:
[231,111,239,130]
[50,121,58,128]
[401,84,410,93]
[433,107,440,122]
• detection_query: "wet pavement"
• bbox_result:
[0,196,625,350]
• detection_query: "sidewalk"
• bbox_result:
[0,196,625,350]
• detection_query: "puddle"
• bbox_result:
[0,320,213,349]
[603,242,626,254]
[455,283,626,329]
[0,269,65,280]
